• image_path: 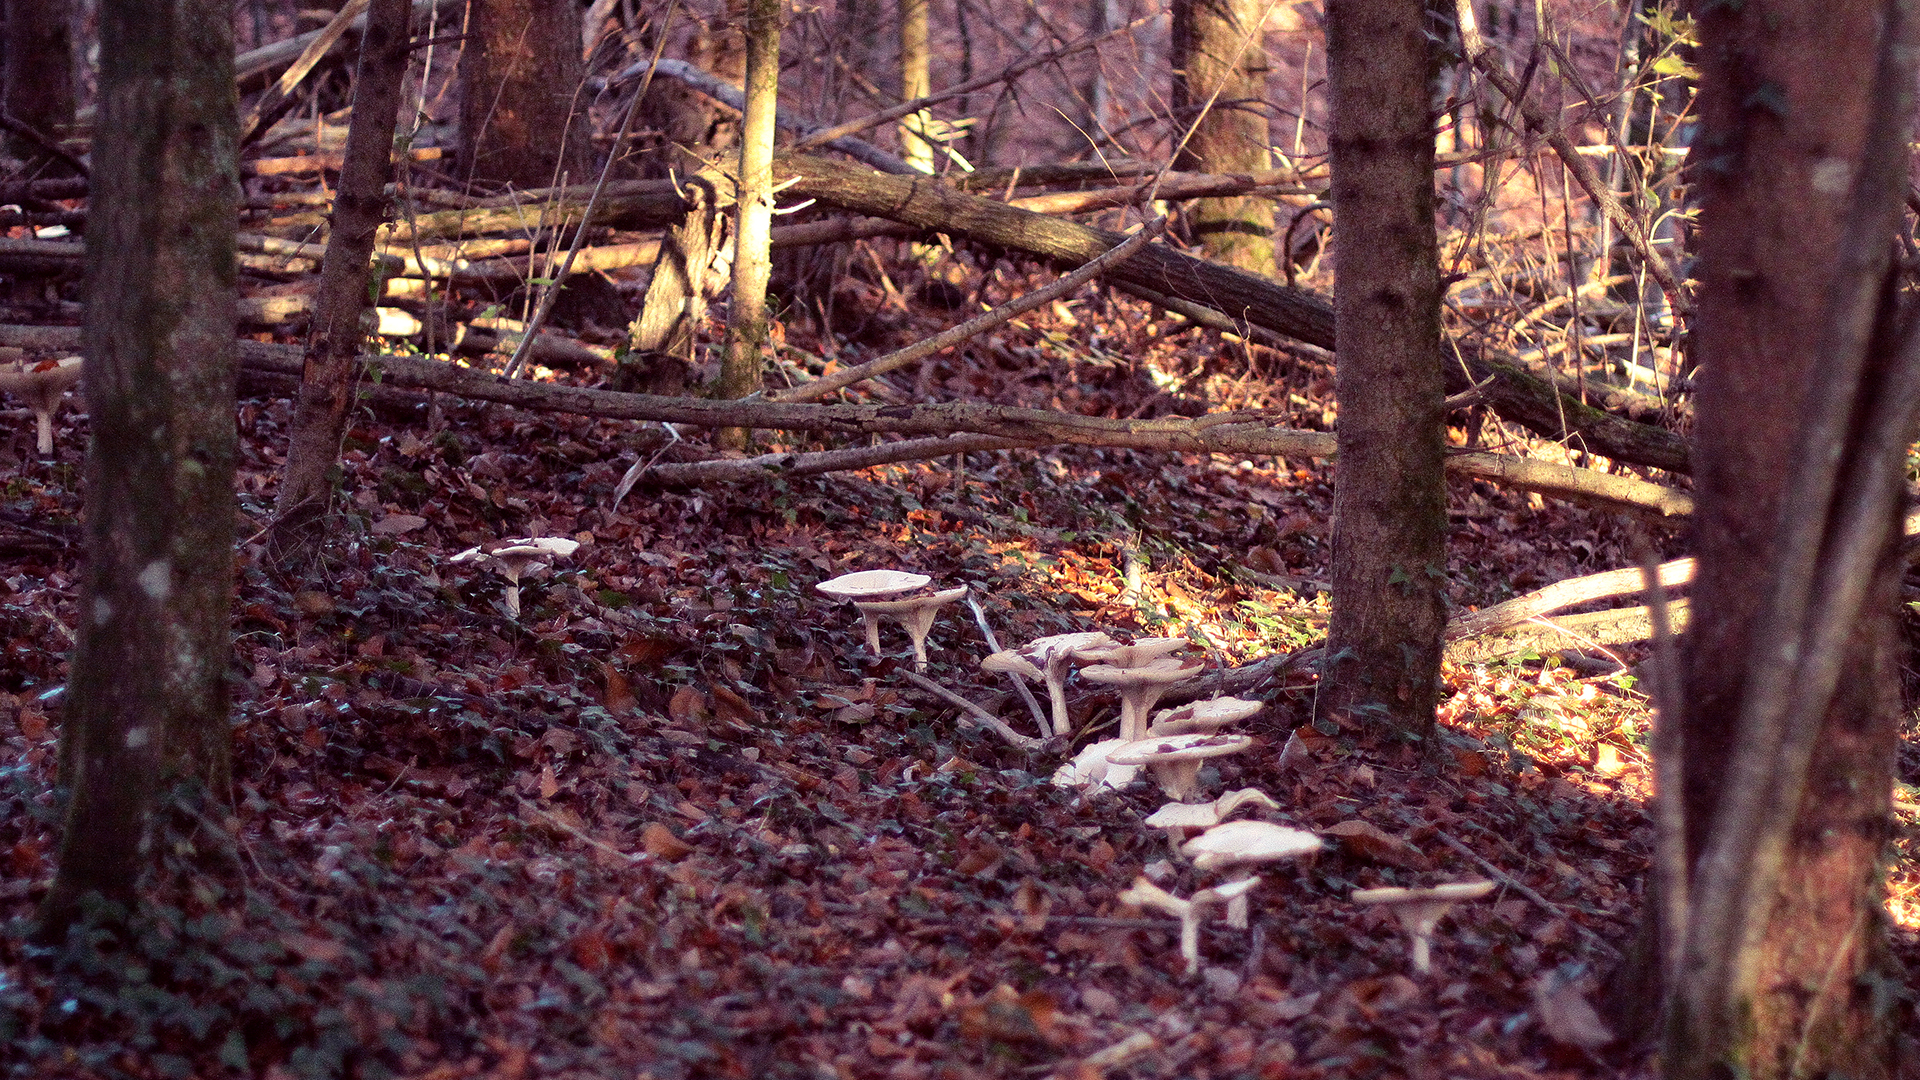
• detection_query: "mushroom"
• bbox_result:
[1180,819,1324,928]
[1143,788,1280,839]
[1105,732,1252,802]
[1015,631,1116,736]
[0,355,83,456]
[1049,736,1140,790]
[1080,656,1204,741]
[853,585,969,669]
[1117,876,1261,978]
[1351,879,1496,975]
[815,569,931,657]
[1072,635,1191,669]
[451,536,580,617]
[1148,696,1264,737]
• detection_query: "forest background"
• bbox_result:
[0,0,1918,1077]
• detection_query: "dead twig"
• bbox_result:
[895,668,1044,749]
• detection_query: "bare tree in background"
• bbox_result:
[459,0,594,187]
[1170,0,1276,275]
[897,0,934,172]
[42,0,238,936]
[271,0,414,570]
[1315,0,1446,736]
[717,0,781,448]
[3,0,80,176]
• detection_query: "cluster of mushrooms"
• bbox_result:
[817,568,1497,979]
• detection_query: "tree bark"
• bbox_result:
[630,173,724,361]
[41,0,238,936]
[271,0,414,571]
[718,0,781,448]
[1656,0,1920,1075]
[459,0,593,188]
[1315,0,1446,735]
[1170,0,1276,275]
[3,0,79,177]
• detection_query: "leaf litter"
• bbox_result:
[0,270,1917,1080]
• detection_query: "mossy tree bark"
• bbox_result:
[1170,0,1276,276]
[1656,1,1918,1075]
[41,0,239,936]
[459,0,593,188]
[271,0,413,571]
[718,0,781,449]
[1314,0,1446,736]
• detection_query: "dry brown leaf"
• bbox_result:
[599,662,636,713]
[1321,819,1432,869]
[1533,974,1615,1049]
[640,822,694,860]
[958,984,1057,1046]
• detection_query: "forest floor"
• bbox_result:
[2,262,1919,1079]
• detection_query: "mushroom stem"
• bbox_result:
[859,609,885,657]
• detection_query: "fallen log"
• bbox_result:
[0,325,1690,518]
[771,151,1693,474]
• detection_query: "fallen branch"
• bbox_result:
[895,668,1044,749]
[1445,557,1694,642]
[772,151,1692,473]
[767,216,1168,403]
[0,324,1694,519]
[1442,600,1692,664]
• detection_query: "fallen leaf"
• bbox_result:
[600,662,636,713]
[958,984,1057,1046]
[1321,819,1432,869]
[1592,743,1625,776]
[372,513,427,536]
[1533,974,1615,1049]
[570,929,610,972]
[640,822,694,860]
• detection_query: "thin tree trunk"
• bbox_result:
[897,0,934,173]
[271,0,413,571]
[1659,0,1918,1075]
[1315,0,1446,735]
[718,0,780,449]
[459,0,593,188]
[41,0,238,936]
[3,0,79,177]
[1170,0,1276,275]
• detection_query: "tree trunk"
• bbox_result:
[41,0,239,936]
[459,0,593,188]
[3,0,79,176]
[1657,0,1918,1075]
[718,0,780,449]
[271,0,414,572]
[1312,0,1446,735]
[1170,0,1276,275]
[897,0,934,173]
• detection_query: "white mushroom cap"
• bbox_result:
[1144,788,1279,831]
[451,537,580,616]
[1351,880,1496,975]
[853,585,968,669]
[1016,632,1117,736]
[1181,819,1324,871]
[815,569,931,600]
[1105,732,1252,801]
[1050,737,1140,790]
[0,355,83,455]
[1072,636,1192,668]
[1149,696,1264,736]
[981,650,1045,682]
[1081,656,1204,741]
